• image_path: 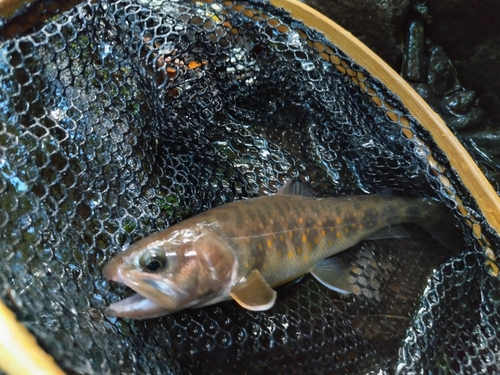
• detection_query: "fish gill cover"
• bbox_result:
[0,0,499,374]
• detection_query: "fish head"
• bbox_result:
[103,228,237,319]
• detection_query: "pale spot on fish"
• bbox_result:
[328,240,333,246]
[258,243,263,251]
[278,250,282,257]
[299,217,304,224]
[267,239,273,248]
[336,217,341,225]
[288,250,294,259]
[358,224,363,230]
[306,229,310,234]
[307,242,313,251]
[297,247,302,255]
[259,223,264,229]
[279,234,285,242]
[304,254,309,262]
[245,238,251,243]
[344,227,349,234]
[336,232,342,239]
[301,234,307,243]
[321,229,326,237]
[314,237,319,244]
[289,231,293,238]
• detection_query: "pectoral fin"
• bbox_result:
[311,257,354,294]
[230,270,277,311]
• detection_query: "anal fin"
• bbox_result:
[311,257,354,294]
[230,270,277,311]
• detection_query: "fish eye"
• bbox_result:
[139,249,168,272]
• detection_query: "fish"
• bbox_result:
[103,180,462,319]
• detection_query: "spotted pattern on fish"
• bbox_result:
[203,194,429,288]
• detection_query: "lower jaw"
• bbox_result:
[104,293,171,319]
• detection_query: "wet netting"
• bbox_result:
[1,0,500,374]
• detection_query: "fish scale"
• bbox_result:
[220,194,416,287]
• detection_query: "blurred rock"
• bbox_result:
[303,0,499,168]
[443,90,476,116]
[401,20,425,82]
[302,0,410,68]
[426,45,459,97]
[403,32,486,133]
[442,90,486,131]
[304,0,499,127]
[424,0,500,130]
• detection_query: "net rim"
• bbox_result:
[0,300,65,375]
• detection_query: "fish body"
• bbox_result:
[103,181,460,319]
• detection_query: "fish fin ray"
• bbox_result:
[417,201,464,252]
[230,270,277,311]
[276,275,305,290]
[366,225,410,240]
[277,179,313,197]
[311,257,353,294]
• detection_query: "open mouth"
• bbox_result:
[105,293,170,319]
[103,261,171,319]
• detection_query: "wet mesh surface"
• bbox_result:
[1,0,500,374]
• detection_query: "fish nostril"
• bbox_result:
[102,261,120,282]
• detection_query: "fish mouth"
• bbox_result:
[103,258,178,319]
[105,293,170,319]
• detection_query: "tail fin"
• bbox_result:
[413,199,464,253]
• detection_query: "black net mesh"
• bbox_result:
[1,0,499,374]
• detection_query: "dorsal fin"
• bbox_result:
[277,179,313,197]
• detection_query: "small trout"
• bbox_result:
[103,180,461,319]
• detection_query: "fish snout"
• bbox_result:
[102,256,122,282]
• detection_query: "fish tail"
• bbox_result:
[411,199,464,252]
